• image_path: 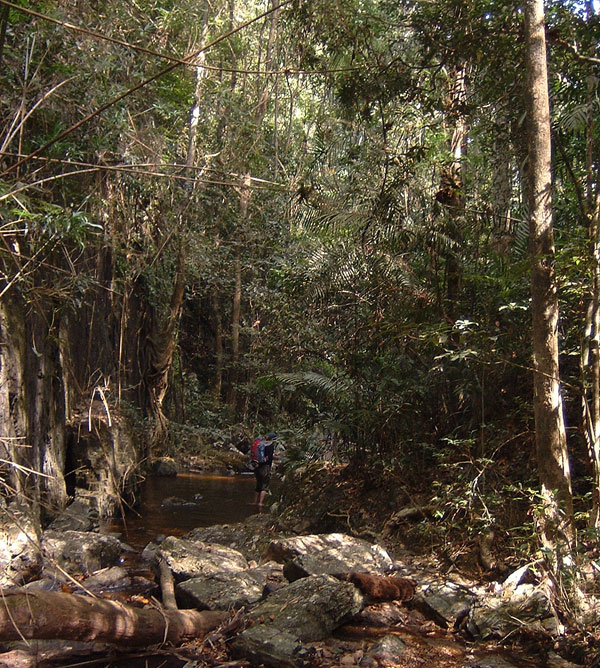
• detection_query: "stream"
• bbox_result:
[103,472,264,549]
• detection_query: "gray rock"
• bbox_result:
[413,581,477,628]
[471,656,520,668]
[466,583,555,639]
[155,536,248,582]
[353,601,407,627]
[186,514,285,561]
[48,499,98,532]
[22,577,60,592]
[502,564,534,590]
[41,529,124,578]
[72,565,157,596]
[359,634,408,666]
[231,625,300,668]
[141,541,159,562]
[0,502,41,587]
[177,570,263,610]
[231,574,364,667]
[247,574,363,641]
[79,566,128,590]
[177,560,285,610]
[546,651,584,668]
[264,533,395,581]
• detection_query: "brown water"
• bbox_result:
[104,472,264,549]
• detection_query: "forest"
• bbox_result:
[0,0,599,664]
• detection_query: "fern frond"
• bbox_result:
[270,371,352,398]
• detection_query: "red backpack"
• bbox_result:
[251,437,267,465]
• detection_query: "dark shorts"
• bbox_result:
[254,463,271,492]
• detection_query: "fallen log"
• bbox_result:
[0,590,226,646]
[0,641,113,668]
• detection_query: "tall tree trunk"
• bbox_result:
[145,242,186,453]
[583,190,600,527]
[186,4,210,177]
[437,63,467,322]
[491,109,514,254]
[228,244,242,407]
[228,175,249,408]
[523,0,573,552]
[212,287,224,399]
[581,0,600,528]
[227,2,280,408]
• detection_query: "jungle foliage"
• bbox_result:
[0,0,599,626]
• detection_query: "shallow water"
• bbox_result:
[103,472,263,549]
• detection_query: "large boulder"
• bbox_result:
[176,561,285,610]
[231,574,364,667]
[0,502,41,587]
[263,533,395,581]
[41,529,124,578]
[466,582,556,639]
[186,514,286,562]
[154,536,248,581]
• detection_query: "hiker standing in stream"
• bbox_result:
[250,432,276,507]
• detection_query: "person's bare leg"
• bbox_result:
[257,491,266,506]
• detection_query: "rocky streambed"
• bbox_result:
[0,494,589,668]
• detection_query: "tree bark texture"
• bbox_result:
[523,0,573,545]
[583,193,600,527]
[145,243,186,451]
[0,590,225,646]
[581,0,600,528]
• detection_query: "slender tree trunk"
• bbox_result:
[582,0,600,527]
[228,175,248,409]
[583,191,600,527]
[212,287,224,399]
[146,0,214,437]
[437,64,467,322]
[0,4,9,68]
[523,0,573,551]
[145,241,186,453]
[228,246,242,407]
[186,4,210,177]
[224,1,279,410]
[491,109,514,254]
